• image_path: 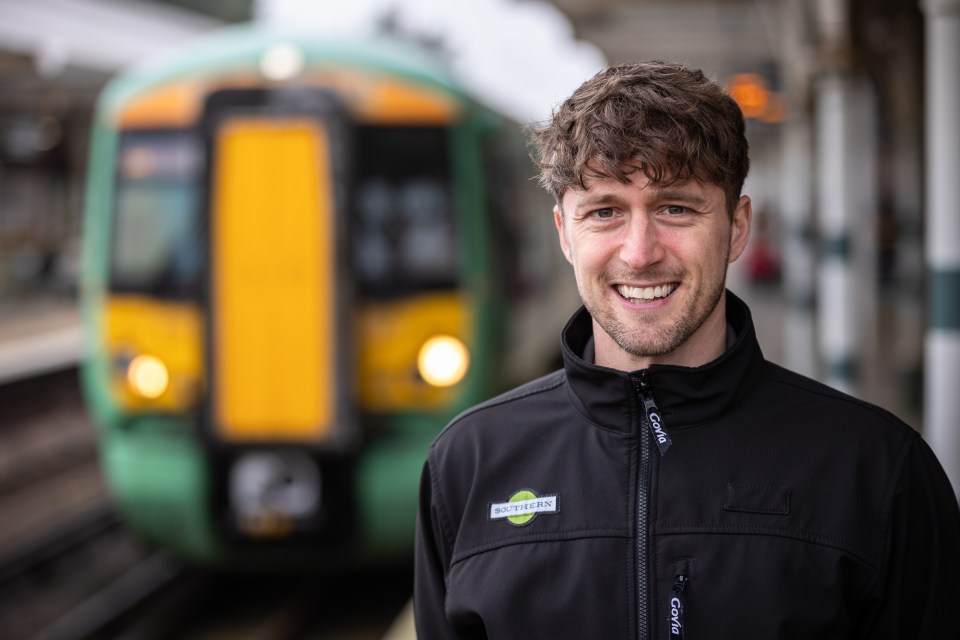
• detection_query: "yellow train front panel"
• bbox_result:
[210,116,336,444]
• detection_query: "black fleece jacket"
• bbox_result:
[415,291,960,639]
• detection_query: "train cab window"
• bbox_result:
[352,127,456,298]
[110,131,203,297]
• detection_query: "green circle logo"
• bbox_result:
[489,489,558,526]
[507,490,538,526]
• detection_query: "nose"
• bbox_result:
[618,213,665,270]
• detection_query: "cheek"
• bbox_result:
[566,250,602,292]
[569,242,607,276]
[692,226,731,260]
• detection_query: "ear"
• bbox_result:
[727,195,752,263]
[554,205,573,264]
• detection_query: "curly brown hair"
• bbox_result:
[529,61,749,215]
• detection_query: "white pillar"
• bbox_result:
[922,0,960,497]
[778,0,818,378]
[815,74,877,395]
[780,117,816,378]
[888,74,925,427]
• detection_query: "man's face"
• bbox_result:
[555,171,751,370]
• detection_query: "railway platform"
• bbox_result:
[0,296,83,385]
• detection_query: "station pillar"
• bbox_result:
[813,0,880,396]
[780,117,816,379]
[778,0,817,379]
[922,0,960,498]
[814,73,878,396]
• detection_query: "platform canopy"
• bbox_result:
[0,0,221,111]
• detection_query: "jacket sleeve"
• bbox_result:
[860,435,960,638]
[414,454,461,640]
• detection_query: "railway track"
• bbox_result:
[0,368,152,640]
[11,552,412,640]
[0,368,414,640]
[96,564,415,640]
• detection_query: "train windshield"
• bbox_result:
[110,131,203,297]
[353,126,457,297]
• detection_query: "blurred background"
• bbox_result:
[0,0,957,638]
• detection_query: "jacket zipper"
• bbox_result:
[669,559,690,638]
[632,371,670,640]
[636,371,671,455]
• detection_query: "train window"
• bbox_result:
[353,127,456,297]
[110,131,203,297]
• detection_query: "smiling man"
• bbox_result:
[556,173,750,370]
[414,62,960,639]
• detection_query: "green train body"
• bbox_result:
[80,26,575,569]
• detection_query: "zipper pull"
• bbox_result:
[669,571,688,638]
[634,371,671,455]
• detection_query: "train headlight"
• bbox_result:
[418,335,470,387]
[260,43,305,81]
[126,354,170,399]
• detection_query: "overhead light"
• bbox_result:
[728,73,769,119]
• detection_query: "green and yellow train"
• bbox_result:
[79,26,575,569]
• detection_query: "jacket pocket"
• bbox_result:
[723,482,791,515]
[668,558,689,639]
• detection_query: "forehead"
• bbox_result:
[560,172,720,208]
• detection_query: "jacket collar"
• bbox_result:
[560,290,765,434]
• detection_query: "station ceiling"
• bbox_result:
[0,0,925,124]
[548,0,779,77]
[0,0,221,113]
[544,0,924,123]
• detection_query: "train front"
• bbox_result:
[80,31,502,568]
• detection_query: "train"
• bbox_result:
[79,25,577,570]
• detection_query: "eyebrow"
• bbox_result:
[650,188,710,207]
[574,194,622,208]
[572,187,711,212]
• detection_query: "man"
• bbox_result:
[414,62,960,639]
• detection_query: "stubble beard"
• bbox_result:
[585,263,730,359]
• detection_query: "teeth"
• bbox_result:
[616,283,677,301]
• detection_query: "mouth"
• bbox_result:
[615,282,678,302]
